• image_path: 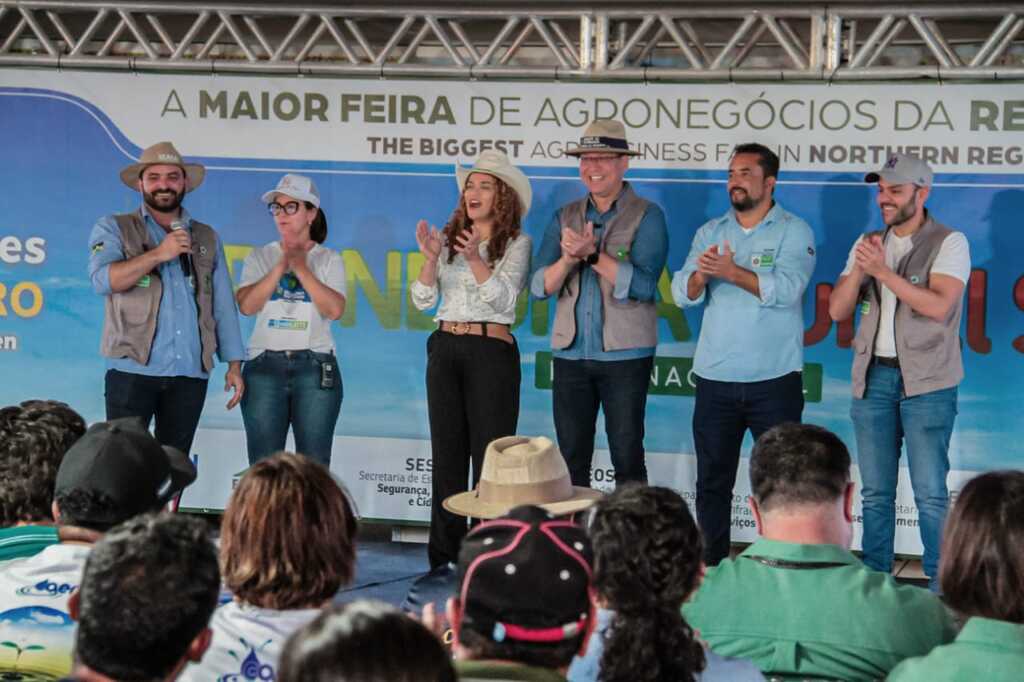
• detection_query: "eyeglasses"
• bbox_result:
[579,155,622,166]
[267,201,301,216]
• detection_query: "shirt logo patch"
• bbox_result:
[91,242,104,254]
[807,246,815,256]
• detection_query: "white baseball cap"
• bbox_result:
[865,153,933,188]
[261,173,320,208]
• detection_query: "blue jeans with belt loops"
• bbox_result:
[851,363,957,590]
[240,350,343,468]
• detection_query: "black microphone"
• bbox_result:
[170,218,192,280]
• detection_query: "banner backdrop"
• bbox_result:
[2,70,1023,554]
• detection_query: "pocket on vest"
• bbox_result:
[116,286,159,327]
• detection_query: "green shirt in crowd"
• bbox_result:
[682,538,957,681]
[0,524,59,561]
[888,617,1024,682]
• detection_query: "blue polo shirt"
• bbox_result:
[672,202,815,383]
[531,184,668,361]
[88,205,245,379]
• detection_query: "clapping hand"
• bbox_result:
[453,225,483,262]
[696,240,738,281]
[416,219,442,263]
[561,221,598,261]
[854,234,888,277]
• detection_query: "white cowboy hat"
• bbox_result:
[563,119,641,157]
[455,150,532,216]
[443,435,603,519]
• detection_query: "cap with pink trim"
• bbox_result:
[456,505,593,645]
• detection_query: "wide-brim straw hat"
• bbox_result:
[120,141,206,191]
[443,435,603,519]
[455,150,532,216]
[563,119,641,157]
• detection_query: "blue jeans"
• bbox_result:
[693,371,805,565]
[851,364,957,585]
[552,356,654,487]
[240,350,343,468]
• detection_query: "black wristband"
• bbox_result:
[585,251,600,266]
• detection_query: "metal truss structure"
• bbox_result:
[1,1,1023,81]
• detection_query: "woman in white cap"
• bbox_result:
[234,174,346,467]
[410,150,532,570]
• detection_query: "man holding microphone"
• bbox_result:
[88,142,244,455]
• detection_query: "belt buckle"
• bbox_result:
[451,322,471,335]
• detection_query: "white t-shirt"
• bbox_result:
[240,242,346,359]
[0,543,91,678]
[178,600,322,682]
[842,230,970,357]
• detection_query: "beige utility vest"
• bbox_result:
[851,214,965,398]
[100,210,220,372]
[551,185,658,351]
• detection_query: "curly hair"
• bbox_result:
[76,512,219,680]
[443,173,522,266]
[589,485,706,682]
[0,400,86,525]
[220,452,358,610]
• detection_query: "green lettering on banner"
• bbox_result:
[535,352,823,401]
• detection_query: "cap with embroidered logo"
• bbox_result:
[865,152,933,188]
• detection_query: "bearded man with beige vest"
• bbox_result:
[531,120,668,487]
[88,142,245,455]
[829,152,971,591]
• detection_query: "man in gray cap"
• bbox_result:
[829,152,971,591]
[530,120,668,488]
[88,142,245,456]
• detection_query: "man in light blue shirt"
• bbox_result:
[531,119,668,487]
[672,143,815,565]
[88,142,244,455]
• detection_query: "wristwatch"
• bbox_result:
[585,251,600,266]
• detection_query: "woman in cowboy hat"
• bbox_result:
[410,150,533,570]
[234,173,346,467]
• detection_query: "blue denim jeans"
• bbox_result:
[240,350,343,468]
[851,364,957,586]
[552,356,654,487]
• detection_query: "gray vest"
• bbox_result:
[851,214,965,398]
[551,185,658,351]
[101,210,220,372]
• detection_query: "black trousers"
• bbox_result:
[104,369,208,455]
[693,371,805,565]
[425,329,520,568]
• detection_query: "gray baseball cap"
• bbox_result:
[865,152,933,188]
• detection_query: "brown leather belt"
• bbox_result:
[439,321,513,344]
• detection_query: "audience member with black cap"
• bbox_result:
[66,512,220,682]
[279,600,455,682]
[0,417,197,678]
[0,400,87,560]
[440,504,595,682]
[404,435,601,615]
[683,423,956,681]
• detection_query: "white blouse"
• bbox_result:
[410,233,532,324]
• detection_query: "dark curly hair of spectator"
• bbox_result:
[0,400,86,525]
[75,512,219,680]
[589,485,706,682]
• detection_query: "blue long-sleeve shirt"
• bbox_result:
[88,205,245,379]
[671,202,816,382]
[531,184,668,360]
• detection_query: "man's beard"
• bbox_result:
[730,188,758,212]
[882,193,917,226]
[143,188,185,213]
